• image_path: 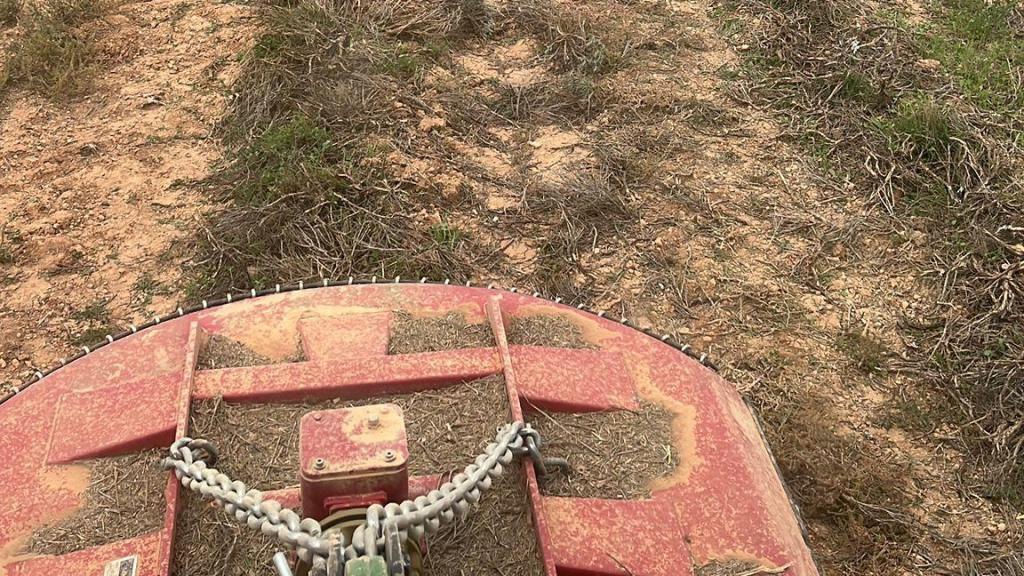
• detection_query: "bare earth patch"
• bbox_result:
[0,0,255,391]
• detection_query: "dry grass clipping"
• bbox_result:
[388,311,494,354]
[189,376,510,489]
[506,315,593,349]
[0,0,20,25]
[27,450,167,555]
[695,559,791,576]
[0,0,109,98]
[196,334,306,370]
[534,402,677,499]
[424,465,544,576]
[723,0,1024,570]
[197,335,272,369]
[172,498,278,576]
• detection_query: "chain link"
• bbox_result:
[163,423,565,575]
[162,437,340,571]
[349,422,530,560]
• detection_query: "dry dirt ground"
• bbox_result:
[0,0,1020,574]
[0,0,255,391]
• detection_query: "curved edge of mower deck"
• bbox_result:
[0,281,820,576]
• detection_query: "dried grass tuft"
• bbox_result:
[506,314,593,349]
[388,311,495,354]
[506,0,612,74]
[0,0,108,98]
[533,403,677,500]
[27,450,167,556]
[0,0,21,25]
[529,169,637,302]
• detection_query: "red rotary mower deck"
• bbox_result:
[0,283,818,576]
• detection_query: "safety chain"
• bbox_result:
[162,438,338,573]
[163,422,566,576]
[349,422,567,561]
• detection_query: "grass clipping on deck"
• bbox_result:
[388,311,495,355]
[506,315,594,349]
[197,334,306,369]
[27,450,167,556]
[535,402,677,499]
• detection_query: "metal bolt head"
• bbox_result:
[368,414,381,429]
[313,413,322,421]
[313,457,326,470]
[383,450,396,462]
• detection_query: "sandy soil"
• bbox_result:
[0,0,255,391]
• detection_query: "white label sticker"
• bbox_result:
[103,555,138,576]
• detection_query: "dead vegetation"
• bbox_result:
[533,403,677,499]
[196,334,305,369]
[0,0,109,97]
[716,2,1023,571]
[0,0,20,26]
[505,0,612,74]
[694,559,789,576]
[505,314,592,348]
[172,497,279,576]
[424,465,545,576]
[755,399,918,572]
[197,334,273,369]
[493,73,603,123]
[27,450,166,555]
[388,311,494,354]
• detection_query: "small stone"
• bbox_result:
[418,116,446,133]
[151,193,178,208]
[916,58,941,72]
